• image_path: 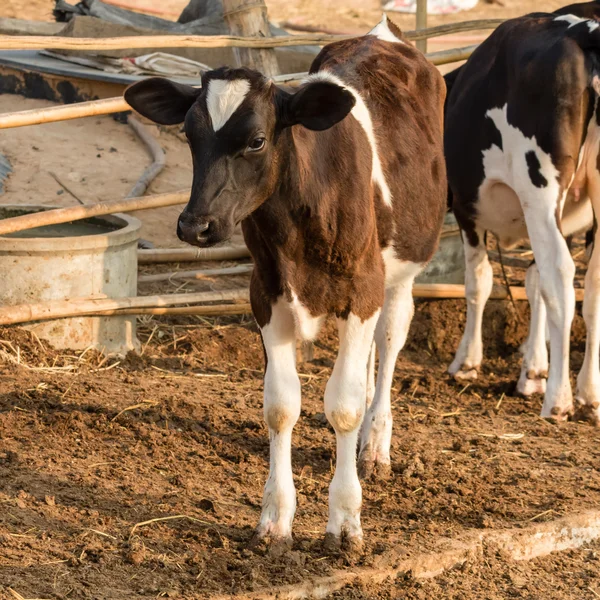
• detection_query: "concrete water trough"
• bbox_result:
[0,205,141,354]
[417,212,465,285]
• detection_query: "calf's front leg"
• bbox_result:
[324,311,379,552]
[253,299,301,550]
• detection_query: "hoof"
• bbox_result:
[448,355,480,381]
[268,536,293,558]
[517,372,547,397]
[541,404,573,423]
[358,456,392,481]
[450,367,479,382]
[572,400,600,426]
[248,529,293,556]
[323,532,363,557]
[323,532,341,554]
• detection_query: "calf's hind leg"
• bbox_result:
[359,277,415,480]
[521,195,575,420]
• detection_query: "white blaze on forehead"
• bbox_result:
[305,71,392,207]
[206,78,251,132]
[368,14,405,44]
[554,13,600,32]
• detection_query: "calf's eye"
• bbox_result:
[248,137,266,152]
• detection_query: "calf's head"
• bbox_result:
[125,68,355,247]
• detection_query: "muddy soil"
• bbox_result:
[336,540,600,599]
[1,293,600,599]
[1,2,600,598]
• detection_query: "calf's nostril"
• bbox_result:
[196,221,210,233]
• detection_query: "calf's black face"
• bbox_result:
[125,68,355,247]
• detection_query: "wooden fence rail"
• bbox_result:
[0,190,189,236]
[0,44,477,130]
[0,19,503,51]
[0,284,586,325]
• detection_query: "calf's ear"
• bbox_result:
[125,78,201,125]
[279,80,355,131]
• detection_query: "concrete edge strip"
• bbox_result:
[212,510,600,600]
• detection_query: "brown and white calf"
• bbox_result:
[445,2,600,423]
[125,16,446,549]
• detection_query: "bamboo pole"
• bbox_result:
[138,246,251,263]
[138,264,253,283]
[427,44,478,66]
[413,283,585,302]
[0,72,303,131]
[416,0,428,53]
[0,19,503,51]
[0,190,189,236]
[0,285,587,326]
[93,303,252,316]
[0,289,250,325]
[0,96,130,129]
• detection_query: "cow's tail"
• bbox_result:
[562,18,600,90]
[563,17,600,52]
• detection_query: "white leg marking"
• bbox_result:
[517,263,548,397]
[305,72,392,206]
[366,342,376,411]
[206,78,250,132]
[449,230,493,380]
[368,14,405,44]
[256,298,301,543]
[521,200,575,419]
[325,310,379,546]
[576,231,600,424]
[289,289,325,341]
[359,278,415,479]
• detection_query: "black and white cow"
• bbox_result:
[445,2,600,423]
[125,17,447,549]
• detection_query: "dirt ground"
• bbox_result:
[338,540,600,599]
[2,287,600,599]
[2,1,600,599]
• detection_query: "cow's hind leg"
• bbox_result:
[359,279,415,480]
[252,299,301,552]
[575,200,600,425]
[324,311,379,553]
[517,263,549,396]
[449,228,493,380]
[521,194,575,420]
